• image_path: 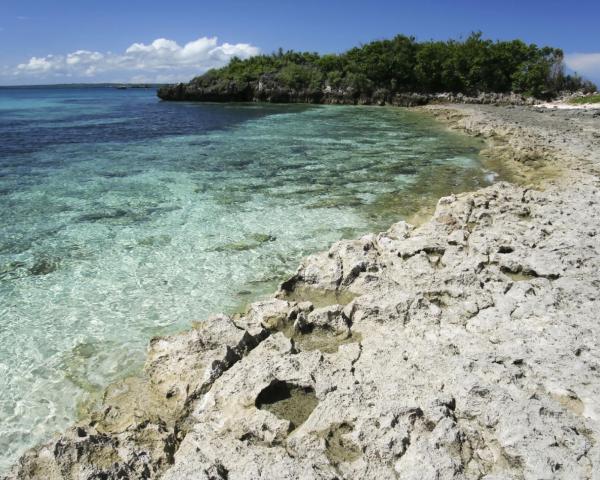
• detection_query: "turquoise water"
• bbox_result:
[0,86,491,470]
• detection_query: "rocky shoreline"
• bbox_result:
[157,80,540,107]
[5,104,600,479]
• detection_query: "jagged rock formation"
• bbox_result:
[157,78,538,107]
[5,105,600,479]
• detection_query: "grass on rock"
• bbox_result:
[569,94,600,104]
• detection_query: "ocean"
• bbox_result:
[0,85,492,470]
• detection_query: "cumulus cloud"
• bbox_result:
[565,52,600,84]
[4,36,259,84]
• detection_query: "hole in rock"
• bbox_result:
[255,381,318,431]
[501,266,560,281]
[322,423,361,466]
[500,267,537,282]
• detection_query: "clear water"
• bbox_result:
[0,86,492,470]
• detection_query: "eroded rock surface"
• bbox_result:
[5,105,600,479]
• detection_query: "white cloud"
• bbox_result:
[127,38,181,55]
[4,36,260,84]
[18,56,54,72]
[565,52,600,84]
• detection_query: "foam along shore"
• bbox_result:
[5,104,600,480]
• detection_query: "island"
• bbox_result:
[6,34,600,480]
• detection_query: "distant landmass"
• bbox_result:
[158,32,596,105]
[0,83,166,89]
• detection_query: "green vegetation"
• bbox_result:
[188,33,596,100]
[568,94,600,104]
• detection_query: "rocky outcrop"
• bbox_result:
[157,77,538,107]
[6,316,269,479]
[5,105,600,479]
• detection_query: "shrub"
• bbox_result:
[187,33,597,100]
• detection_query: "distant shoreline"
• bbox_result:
[0,83,167,89]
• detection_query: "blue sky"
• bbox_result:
[1,0,599,86]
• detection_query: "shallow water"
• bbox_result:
[0,86,492,470]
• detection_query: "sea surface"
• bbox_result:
[0,86,494,470]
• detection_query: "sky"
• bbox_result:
[1,0,599,86]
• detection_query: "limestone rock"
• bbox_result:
[6,105,600,480]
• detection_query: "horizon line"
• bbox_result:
[0,82,169,88]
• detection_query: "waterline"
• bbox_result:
[0,88,492,470]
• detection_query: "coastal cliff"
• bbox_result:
[157,80,539,107]
[5,104,600,479]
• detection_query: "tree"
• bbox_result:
[185,33,595,100]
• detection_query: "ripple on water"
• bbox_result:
[0,90,497,472]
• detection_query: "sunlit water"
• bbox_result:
[0,86,493,470]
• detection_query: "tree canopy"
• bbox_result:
[189,33,595,99]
